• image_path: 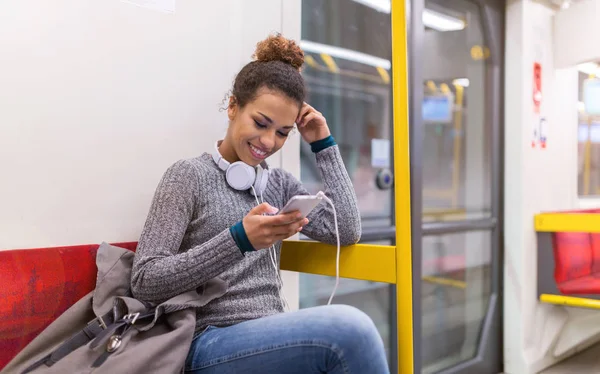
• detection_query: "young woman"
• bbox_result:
[131,34,390,374]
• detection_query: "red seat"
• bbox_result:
[0,242,137,370]
[553,232,593,285]
[553,229,600,295]
[556,274,600,294]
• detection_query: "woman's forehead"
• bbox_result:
[249,91,299,125]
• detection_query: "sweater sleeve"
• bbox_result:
[130,160,244,303]
[280,144,362,246]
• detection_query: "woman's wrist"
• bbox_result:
[310,135,336,153]
[230,221,256,254]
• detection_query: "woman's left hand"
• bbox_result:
[296,102,331,144]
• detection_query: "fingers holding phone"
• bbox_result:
[270,211,309,239]
[263,208,307,230]
[243,203,308,250]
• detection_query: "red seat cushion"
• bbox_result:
[553,232,593,285]
[591,234,600,274]
[557,274,600,294]
[0,242,137,370]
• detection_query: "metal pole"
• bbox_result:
[391,0,414,372]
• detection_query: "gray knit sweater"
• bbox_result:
[130,144,361,331]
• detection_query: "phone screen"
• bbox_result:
[279,196,322,217]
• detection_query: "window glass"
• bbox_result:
[421,231,492,373]
[300,0,393,229]
[422,0,492,222]
[300,1,394,368]
[577,66,600,196]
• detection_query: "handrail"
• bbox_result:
[534,212,600,233]
[281,241,465,289]
[280,241,396,284]
[540,294,600,309]
[422,218,497,235]
[422,276,466,289]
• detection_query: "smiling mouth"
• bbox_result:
[249,143,268,159]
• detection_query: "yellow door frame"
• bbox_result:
[280,1,414,372]
[391,0,414,372]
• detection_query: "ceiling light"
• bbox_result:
[453,78,470,87]
[300,40,391,70]
[350,1,465,32]
[351,0,390,13]
[423,9,465,31]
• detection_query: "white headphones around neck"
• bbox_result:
[211,140,270,196]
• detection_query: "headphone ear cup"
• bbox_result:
[253,167,270,196]
[226,162,256,191]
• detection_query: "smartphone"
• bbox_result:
[279,194,323,218]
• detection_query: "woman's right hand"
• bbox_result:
[242,203,308,250]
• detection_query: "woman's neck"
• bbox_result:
[217,139,239,164]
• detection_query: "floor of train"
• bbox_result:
[538,343,600,373]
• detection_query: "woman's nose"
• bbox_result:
[260,132,276,150]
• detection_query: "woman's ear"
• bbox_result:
[227,96,238,121]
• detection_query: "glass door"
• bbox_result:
[410,0,504,372]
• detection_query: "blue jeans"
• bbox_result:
[185,305,390,373]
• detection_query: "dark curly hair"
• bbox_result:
[229,34,306,110]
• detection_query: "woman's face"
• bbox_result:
[225,88,300,166]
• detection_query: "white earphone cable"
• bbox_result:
[259,190,277,270]
[317,192,340,306]
[252,186,290,312]
[251,187,276,270]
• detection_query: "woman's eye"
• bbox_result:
[254,119,288,137]
[254,120,267,129]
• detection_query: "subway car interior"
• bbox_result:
[2,0,600,373]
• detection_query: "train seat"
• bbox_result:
[0,242,137,370]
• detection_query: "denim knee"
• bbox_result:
[315,305,384,352]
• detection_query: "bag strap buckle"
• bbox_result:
[88,314,108,330]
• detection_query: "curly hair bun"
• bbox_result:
[253,34,304,71]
